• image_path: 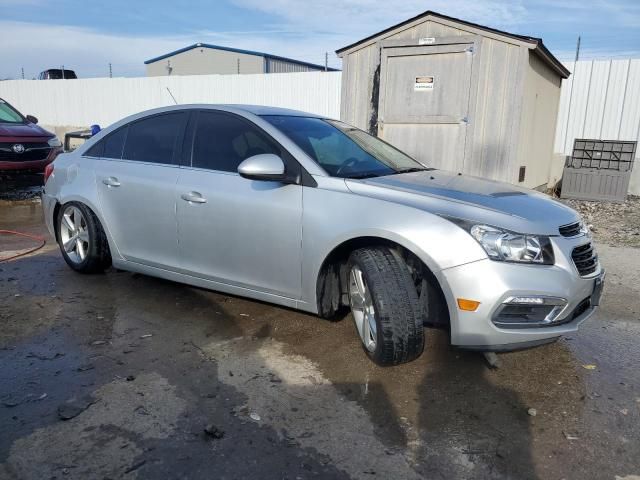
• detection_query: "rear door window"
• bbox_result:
[123,112,186,165]
[84,126,127,159]
[191,111,279,172]
[103,126,128,159]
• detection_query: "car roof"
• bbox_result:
[121,104,324,119]
[214,104,323,117]
[42,68,76,73]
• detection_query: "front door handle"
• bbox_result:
[181,192,207,204]
[102,176,120,187]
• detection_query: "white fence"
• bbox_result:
[0,71,342,128]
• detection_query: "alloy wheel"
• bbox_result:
[349,265,377,352]
[60,206,89,264]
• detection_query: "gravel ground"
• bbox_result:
[560,195,640,248]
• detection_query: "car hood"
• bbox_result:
[0,122,53,138]
[346,170,580,235]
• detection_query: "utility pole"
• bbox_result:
[325,52,328,72]
[237,58,240,74]
[21,67,24,79]
[62,65,65,79]
[563,35,581,154]
[109,63,112,78]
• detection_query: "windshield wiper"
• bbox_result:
[394,167,431,174]
[343,172,382,179]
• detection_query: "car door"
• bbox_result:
[93,111,187,269]
[176,110,303,298]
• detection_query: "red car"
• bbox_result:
[0,98,62,173]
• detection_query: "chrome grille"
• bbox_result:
[572,242,598,276]
[0,142,51,162]
[559,222,582,237]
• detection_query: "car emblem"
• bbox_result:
[12,144,25,154]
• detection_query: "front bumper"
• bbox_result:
[0,158,52,173]
[438,240,604,350]
[0,147,61,173]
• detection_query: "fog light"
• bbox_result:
[509,296,545,305]
[493,296,567,328]
[457,298,481,311]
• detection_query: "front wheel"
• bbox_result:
[348,247,425,366]
[57,202,111,273]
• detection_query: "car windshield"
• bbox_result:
[261,115,429,178]
[43,69,77,79]
[0,100,24,124]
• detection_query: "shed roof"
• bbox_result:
[335,11,569,79]
[145,43,339,72]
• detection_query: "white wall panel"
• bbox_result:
[556,59,640,153]
[0,72,342,129]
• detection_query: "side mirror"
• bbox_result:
[238,154,286,181]
[26,115,38,124]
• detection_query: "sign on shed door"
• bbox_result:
[378,42,474,172]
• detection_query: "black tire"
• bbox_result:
[348,247,425,366]
[57,202,111,273]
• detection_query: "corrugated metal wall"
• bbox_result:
[555,59,640,155]
[554,58,640,195]
[265,58,320,73]
[0,72,342,129]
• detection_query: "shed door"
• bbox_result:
[378,42,475,172]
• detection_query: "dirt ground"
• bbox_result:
[1,181,639,479]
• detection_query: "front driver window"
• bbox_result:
[191,111,279,172]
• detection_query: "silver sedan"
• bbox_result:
[43,105,604,365]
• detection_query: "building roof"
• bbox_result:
[335,10,570,79]
[144,43,340,72]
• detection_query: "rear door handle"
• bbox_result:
[181,192,207,204]
[102,177,120,187]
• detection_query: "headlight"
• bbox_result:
[445,218,555,264]
[48,137,62,148]
[469,225,554,264]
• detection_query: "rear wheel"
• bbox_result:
[348,247,425,366]
[57,202,111,273]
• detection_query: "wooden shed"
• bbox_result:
[336,11,570,189]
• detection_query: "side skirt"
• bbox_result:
[111,258,317,314]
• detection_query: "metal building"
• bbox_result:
[145,43,338,77]
[336,11,570,189]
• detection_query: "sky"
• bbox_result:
[1,0,639,79]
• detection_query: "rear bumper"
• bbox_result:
[438,256,603,350]
[42,193,57,238]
